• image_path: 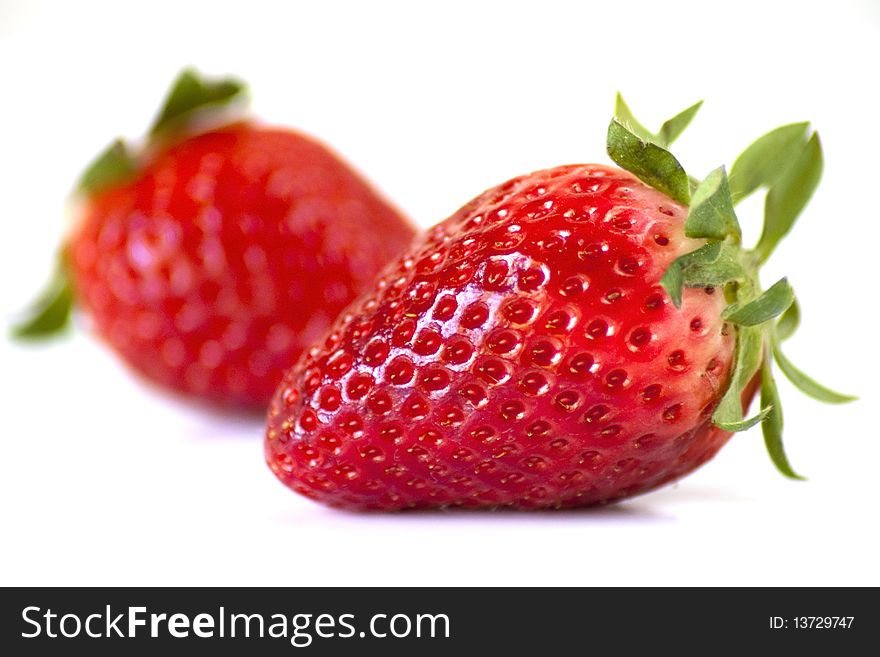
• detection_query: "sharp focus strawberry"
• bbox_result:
[265,95,854,510]
[14,70,415,408]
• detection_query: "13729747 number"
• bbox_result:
[776,617,855,629]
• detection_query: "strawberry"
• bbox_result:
[14,70,414,408]
[265,95,853,510]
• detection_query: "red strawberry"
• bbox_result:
[265,95,853,510]
[15,70,414,408]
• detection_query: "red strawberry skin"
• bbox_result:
[266,164,738,509]
[69,123,414,407]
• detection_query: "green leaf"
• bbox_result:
[771,337,856,404]
[149,69,245,138]
[656,100,703,148]
[679,243,747,288]
[613,93,654,142]
[755,132,823,264]
[613,93,702,148]
[712,325,764,430]
[659,259,684,309]
[722,277,794,326]
[607,119,691,205]
[760,358,805,479]
[775,295,800,341]
[714,405,773,432]
[77,139,137,195]
[660,242,721,308]
[685,166,742,241]
[728,122,810,204]
[661,242,749,308]
[11,262,74,340]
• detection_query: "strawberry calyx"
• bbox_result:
[10,253,74,340]
[148,70,245,141]
[608,95,855,478]
[11,69,246,340]
[78,69,246,197]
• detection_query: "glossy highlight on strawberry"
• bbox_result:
[265,96,853,510]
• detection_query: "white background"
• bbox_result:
[1,0,878,586]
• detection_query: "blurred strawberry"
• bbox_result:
[14,70,415,408]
